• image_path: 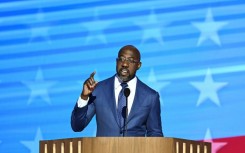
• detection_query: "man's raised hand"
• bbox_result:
[81,71,98,100]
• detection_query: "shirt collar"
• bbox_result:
[115,75,137,89]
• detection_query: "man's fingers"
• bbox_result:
[85,77,97,89]
[90,71,96,78]
[91,81,98,89]
[89,71,97,85]
[87,81,97,90]
[88,78,94,86]
[83,71,97,92]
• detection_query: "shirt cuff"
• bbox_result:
[77,96,89,108]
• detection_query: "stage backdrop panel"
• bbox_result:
[0,0,244,153]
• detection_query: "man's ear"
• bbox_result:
[137,62,142,70]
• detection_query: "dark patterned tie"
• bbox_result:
[117,83,128,128]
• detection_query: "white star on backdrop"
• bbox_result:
[192,8,228,46]
[22,68,57,105]
[21,128,43,153]
[190,69,228,106]
[204,128,227,153]
[147,68,170,107]
[82,9,111,44]
[29,9,51,44]
[136,9,168,45]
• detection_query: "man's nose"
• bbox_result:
[121,60,129,67]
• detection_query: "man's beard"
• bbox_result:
[118,74,130,82]
[117,68,131,82]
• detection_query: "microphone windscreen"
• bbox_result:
[124,88,130,97]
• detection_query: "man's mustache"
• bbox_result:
[119,68,129,73]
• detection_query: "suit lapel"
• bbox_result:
[107,76,121,127]
[127,79,144,122]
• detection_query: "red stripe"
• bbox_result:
[203,136,245,153]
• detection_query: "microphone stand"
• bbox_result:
[123,96,128,137]
[123,87,130,137]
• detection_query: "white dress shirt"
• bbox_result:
[77,75,137,115]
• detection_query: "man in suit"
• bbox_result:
[71,45,163,137]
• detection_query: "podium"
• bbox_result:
[40,137,211,153]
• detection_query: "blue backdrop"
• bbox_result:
[0,0,245,153]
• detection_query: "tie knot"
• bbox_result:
[120,83,128,89]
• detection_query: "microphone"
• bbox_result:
[124,87,130,97]
[123,87,130,136]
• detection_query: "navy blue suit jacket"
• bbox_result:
[71,75,163,137]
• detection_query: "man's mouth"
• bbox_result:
[120,68,129,76]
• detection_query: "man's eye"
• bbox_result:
[120,57,125,61]
[128,59,134,63]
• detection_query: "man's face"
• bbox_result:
[116,49,141,82]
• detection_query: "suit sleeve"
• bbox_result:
[146,92,164,137]
[70,97,96,132]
